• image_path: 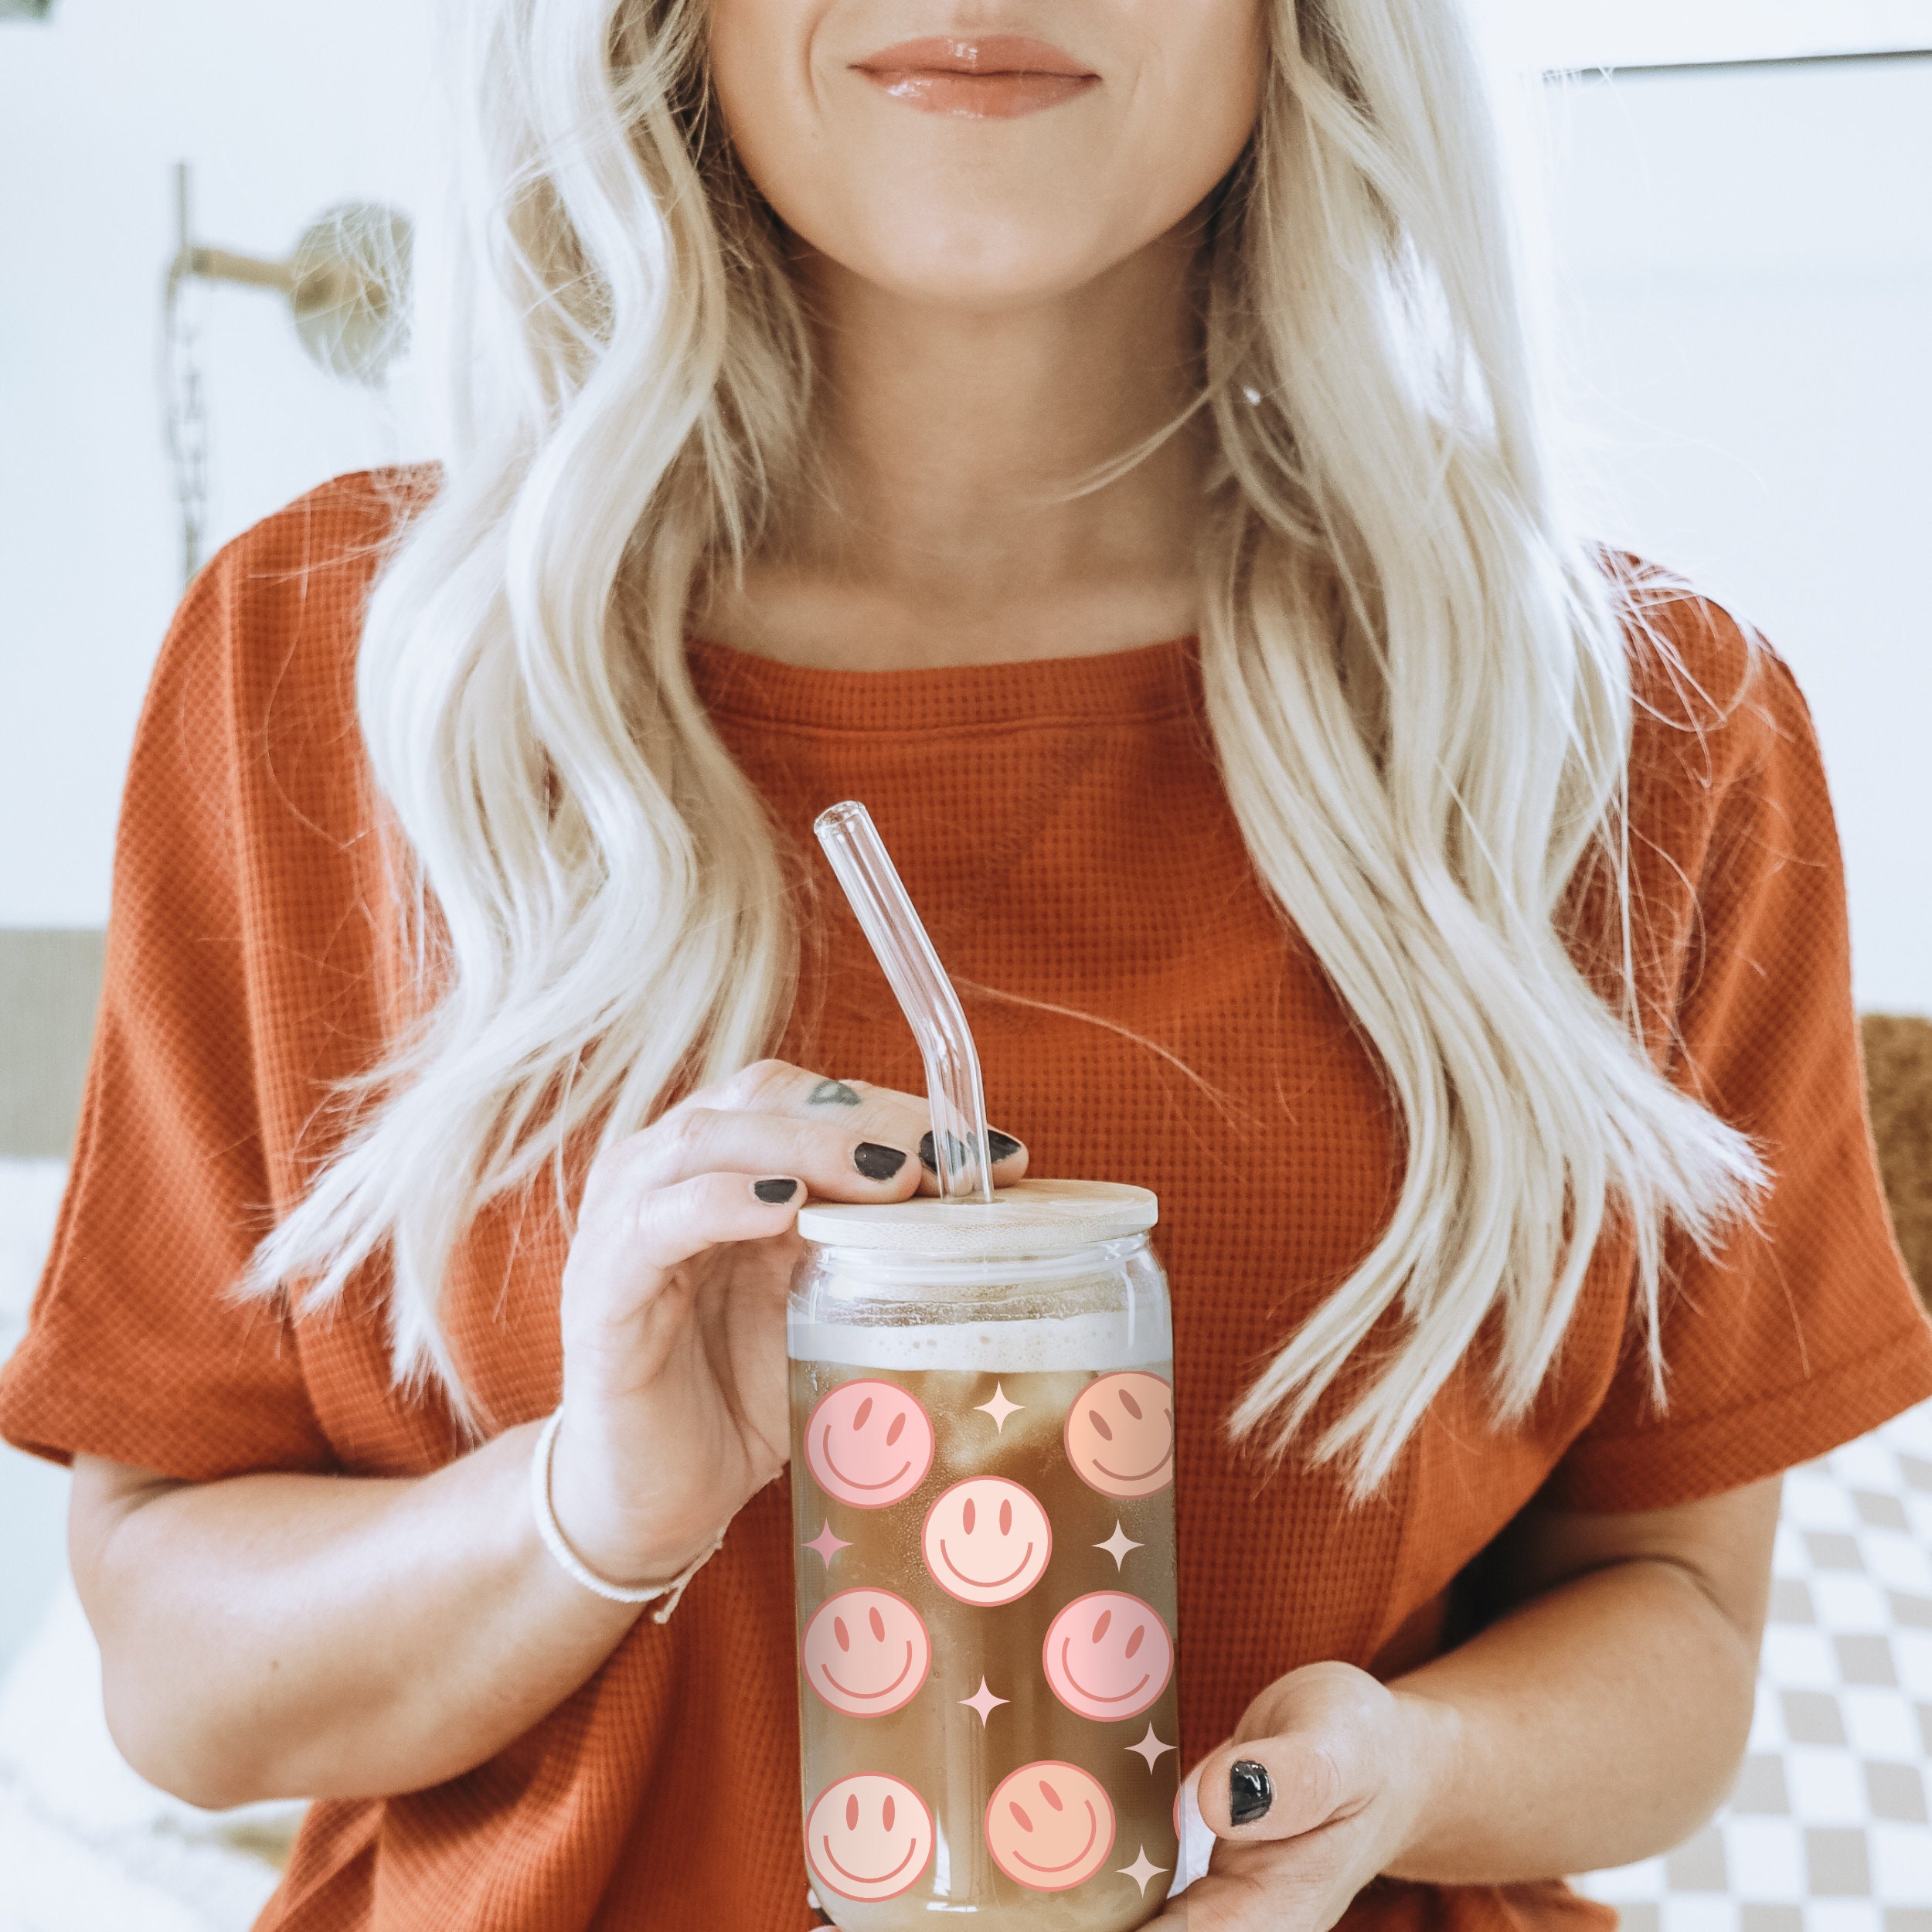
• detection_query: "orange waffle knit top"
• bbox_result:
[5,471,1930,1932]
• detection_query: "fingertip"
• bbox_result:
[917,1129,1029,1189]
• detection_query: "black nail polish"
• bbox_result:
[1230,1760,1274,1827]
[808,1079,862,1108]
[854,1142,907,1182]
[753,1177,799,1204]
[920,1130,1022,1171]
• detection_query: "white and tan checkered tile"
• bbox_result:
[1578,1400,1932,1932]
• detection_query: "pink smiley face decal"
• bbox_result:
[804,1379,936,1509]
[1064,1371,1174,1499]
[1042,1591,1174,1722]
[984,1761,1116,1891]
[920,1477,1053,1606]
[806,1773,934,1902]
[801,1588,932,1718]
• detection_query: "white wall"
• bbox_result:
[0,1,438,930]
[1552,57,1932,1015]
[1488,0,1932,70]
[0,9,1927,1009]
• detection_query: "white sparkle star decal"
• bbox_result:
[1094,1520,1144,1570]
[1117,1846,1169,1896]
[1127,1724,1176,1771]
[802,1522,850,1566]
[960,1677,1010,1727]
[974,1382,1023,1431]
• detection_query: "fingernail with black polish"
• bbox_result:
[920,1129,1021,1172]
[1230,1760,1274,1827]
[854,1142,908,1182]
[753,1177,799,1205]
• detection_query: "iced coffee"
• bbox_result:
[788,1180,1179,1930]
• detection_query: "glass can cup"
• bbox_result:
[788,1180,1179,1930]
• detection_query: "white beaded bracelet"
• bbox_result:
[530,1409,726,1624]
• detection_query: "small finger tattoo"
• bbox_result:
[1229,1760,1274,1826]
[808,1079,863,1109]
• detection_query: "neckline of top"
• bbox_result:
[683,632,1201,733]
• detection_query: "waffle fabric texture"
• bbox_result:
[4,471,1930,1932]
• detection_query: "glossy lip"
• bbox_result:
[852,35,1098,118]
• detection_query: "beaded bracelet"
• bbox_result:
[529,1409,726,1624]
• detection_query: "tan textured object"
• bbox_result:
[1863,1013,1932,1310]
[796,1177,1158,1253]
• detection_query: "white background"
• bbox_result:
[1487,0,1932,70]
[1,1,1929,1026]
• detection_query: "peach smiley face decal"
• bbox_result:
[1042,1591,1175,1723]
[801,1588,932,1718]
[806,1773,934,1903]
[1064,1371,1174,1499]
[804,1379,936,1509]
[920,1477,1053,1606]
[985,1761,1116,1892]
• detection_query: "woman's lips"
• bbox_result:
[852,36,1098,120]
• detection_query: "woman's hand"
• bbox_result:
[1151,1481,1782,1927]
[1151,1663,1455,1932]
[548,1058,1026,1588]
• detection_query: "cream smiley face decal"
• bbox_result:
[801,1588,932,1718]
[806,1773,934,1903]
[984,1761,1116,1892]
[804,1379,936,1509]
[1064,1371,1174,1499]
[1042,1591,1175,1722]
[920,1477,1053,1606]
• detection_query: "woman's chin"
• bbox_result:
[795,219,1145,318]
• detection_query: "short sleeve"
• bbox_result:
[1548,645,1932,1512]
[0,551,335,1481]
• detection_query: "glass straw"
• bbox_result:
[814,801,995,1204]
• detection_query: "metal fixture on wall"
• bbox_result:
[162,162,413,583]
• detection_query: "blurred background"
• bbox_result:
[2,4,1930,1928]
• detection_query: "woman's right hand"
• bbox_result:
[547,1060,1028,1590]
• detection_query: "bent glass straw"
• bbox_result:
[814,800,995,1205]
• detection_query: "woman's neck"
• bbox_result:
[695,227,1212,672]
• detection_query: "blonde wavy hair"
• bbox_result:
[250,0,1764,1494]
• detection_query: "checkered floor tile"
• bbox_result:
[1577,1400,1932,1930]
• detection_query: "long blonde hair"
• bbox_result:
[249,0,1763,1494]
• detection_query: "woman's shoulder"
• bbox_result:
[1604,550,1811,809]
[178,464,435,684]
[127,468,437,900]
[143,466,437,790]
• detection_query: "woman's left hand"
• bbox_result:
[1148,1662,1454,1931]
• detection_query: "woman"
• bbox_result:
[5,2,1927,1928]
